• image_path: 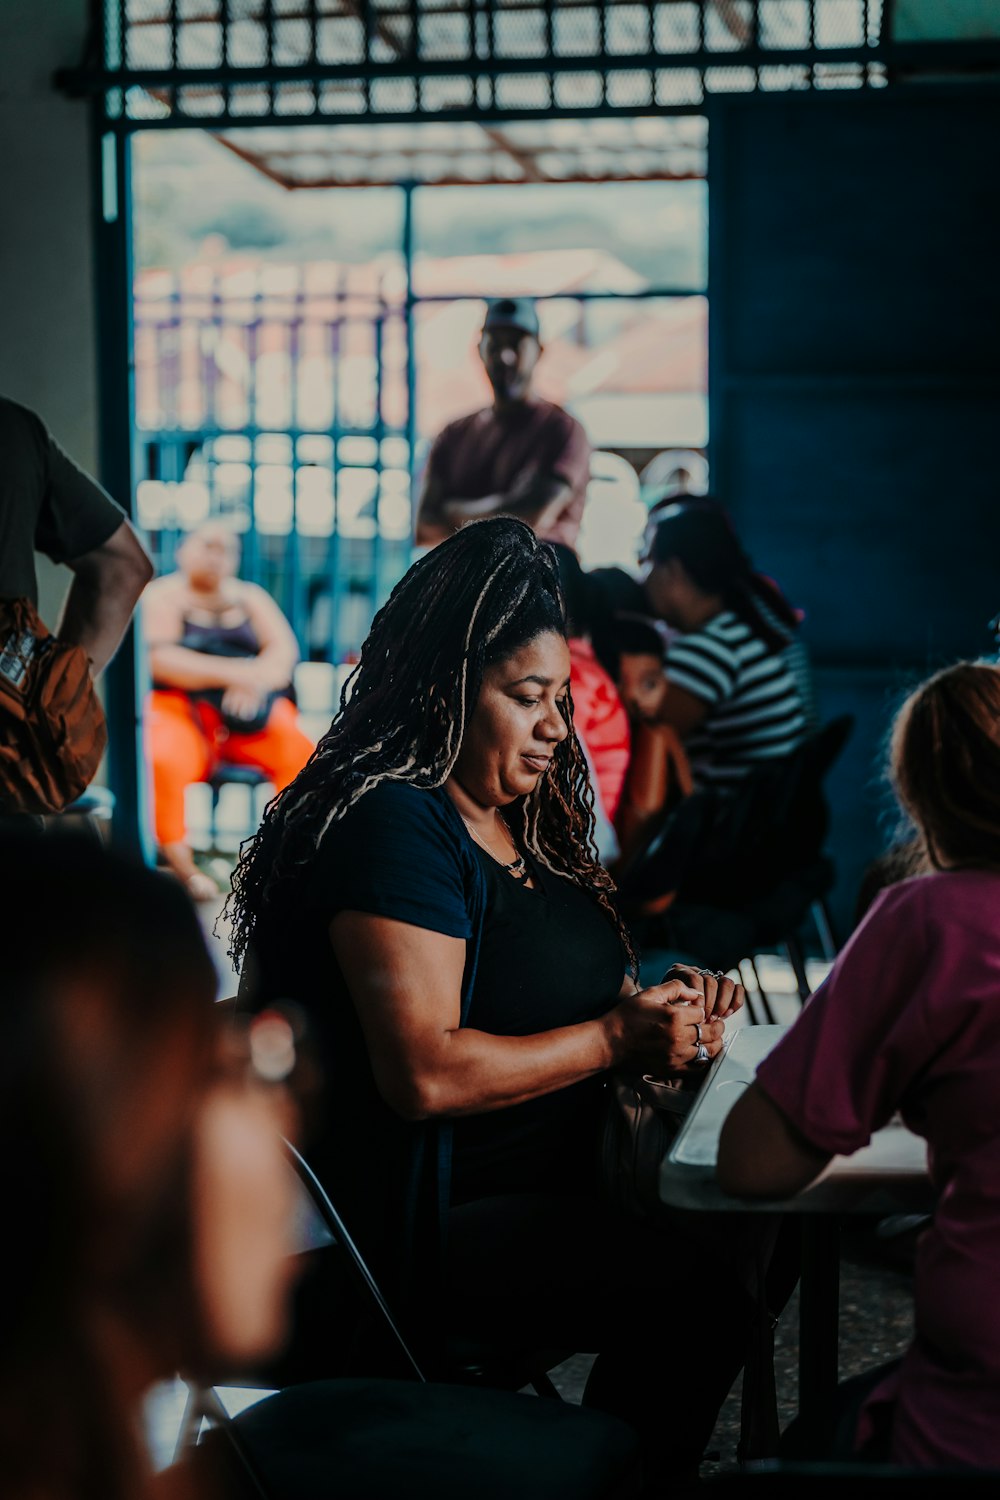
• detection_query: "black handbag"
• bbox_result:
[600,1069,701,1219]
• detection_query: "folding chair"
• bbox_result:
[283,1140,571,1399]
[629,719,854,1014]
[175,1147,640,1499]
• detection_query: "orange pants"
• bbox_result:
[147,689,314,847]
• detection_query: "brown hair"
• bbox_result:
[647,498,801,652]
[0,831,218,1500]
[891,662,1000,871]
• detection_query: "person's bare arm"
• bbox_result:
[717,1081,831,1199]
[443,471,571,531]
[57,519,153,676]
[239,584,299,692]
[330,912,718,1122]
[416,458,571,543]
[653,682,711,737]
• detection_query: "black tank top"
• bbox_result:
[450,845,624,1204]
[178,613,260,659]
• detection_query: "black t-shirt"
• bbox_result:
[0,397,126,603]
[247,781,625,1264]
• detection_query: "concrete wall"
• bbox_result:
[0,0,97,624]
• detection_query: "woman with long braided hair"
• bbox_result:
[229,517,750,1485]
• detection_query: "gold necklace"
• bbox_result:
[460,810,528,882]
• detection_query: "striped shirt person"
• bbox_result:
[640,498,811,788]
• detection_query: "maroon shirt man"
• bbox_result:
[415,297,591,550]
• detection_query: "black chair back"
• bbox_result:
[678,716,854,909]
[284,1141,425,1383]
[617,782,719,904]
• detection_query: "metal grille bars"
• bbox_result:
[60,0,916,127]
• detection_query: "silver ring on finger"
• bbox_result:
[693,1022,703,1042]
[695,1043,710,1064]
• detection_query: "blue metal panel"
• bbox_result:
[724,385,999,664]
[708,88,1000,932]
[91,120,154,862]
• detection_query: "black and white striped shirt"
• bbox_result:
[665,610,809,788]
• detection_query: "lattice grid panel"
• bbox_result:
[103,0,888,125]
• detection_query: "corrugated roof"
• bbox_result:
[217,115,707,187]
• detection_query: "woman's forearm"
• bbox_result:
[249,641,297,692]
[149,644,260,691]
[397,1018,618,1121]
[332,914,707,1126]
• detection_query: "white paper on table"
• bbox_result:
[664,1023,933,1215]
[673,1025,786,1167]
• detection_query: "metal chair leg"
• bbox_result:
[748,956,777,1025]
[530,1372,563,1400]
[737,959,758,1024]
[783,934,812,1004]
[811,898,838,961]
[186,1384,273,1500]
[173,1382,204,1462]
[739,956,775,1024]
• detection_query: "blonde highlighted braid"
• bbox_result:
[225,516,637,975]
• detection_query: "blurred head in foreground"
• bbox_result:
[0,833,297,1500]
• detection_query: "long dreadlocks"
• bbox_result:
[225,516,637,975]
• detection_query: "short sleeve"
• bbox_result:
[755,881,940,1155]
[550,417,591,493]
[34,419,126,564]
[310,781,473,941]
[665,630,738,706]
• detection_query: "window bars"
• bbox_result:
[83,0,890,126]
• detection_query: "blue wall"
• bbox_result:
[708,89,1000,933]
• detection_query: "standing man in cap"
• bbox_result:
[414,296,591,548]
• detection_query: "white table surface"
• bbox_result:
[660,1024,935,1215]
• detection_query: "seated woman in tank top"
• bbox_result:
[142,521,313,900]
[229,518,755,1487]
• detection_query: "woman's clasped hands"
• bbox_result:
[603,963,745,1077]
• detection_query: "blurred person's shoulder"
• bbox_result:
[0,395,48,465]
[704,610,750,644]
[437,406,492,443]
[534,398,586,441]
[865,865,1000,945]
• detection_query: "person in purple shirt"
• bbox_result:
[718,660,1000,1468]
[414,298,591,550]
